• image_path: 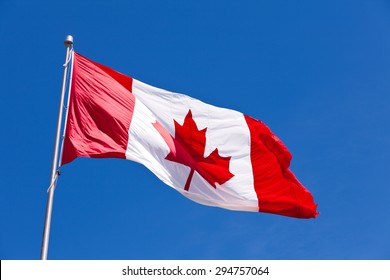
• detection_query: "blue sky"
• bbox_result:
[1,0,390,260]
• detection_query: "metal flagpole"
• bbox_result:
[40,35,74,260]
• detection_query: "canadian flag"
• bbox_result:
[62,52,318,219]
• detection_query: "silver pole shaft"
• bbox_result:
[40,35,74,260]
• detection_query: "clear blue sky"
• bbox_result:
[1,0,390,260]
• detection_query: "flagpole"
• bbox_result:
[40,35,74,260]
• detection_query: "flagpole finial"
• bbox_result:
[64,35,73,46]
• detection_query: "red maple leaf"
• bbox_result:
[153,110,234,191]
